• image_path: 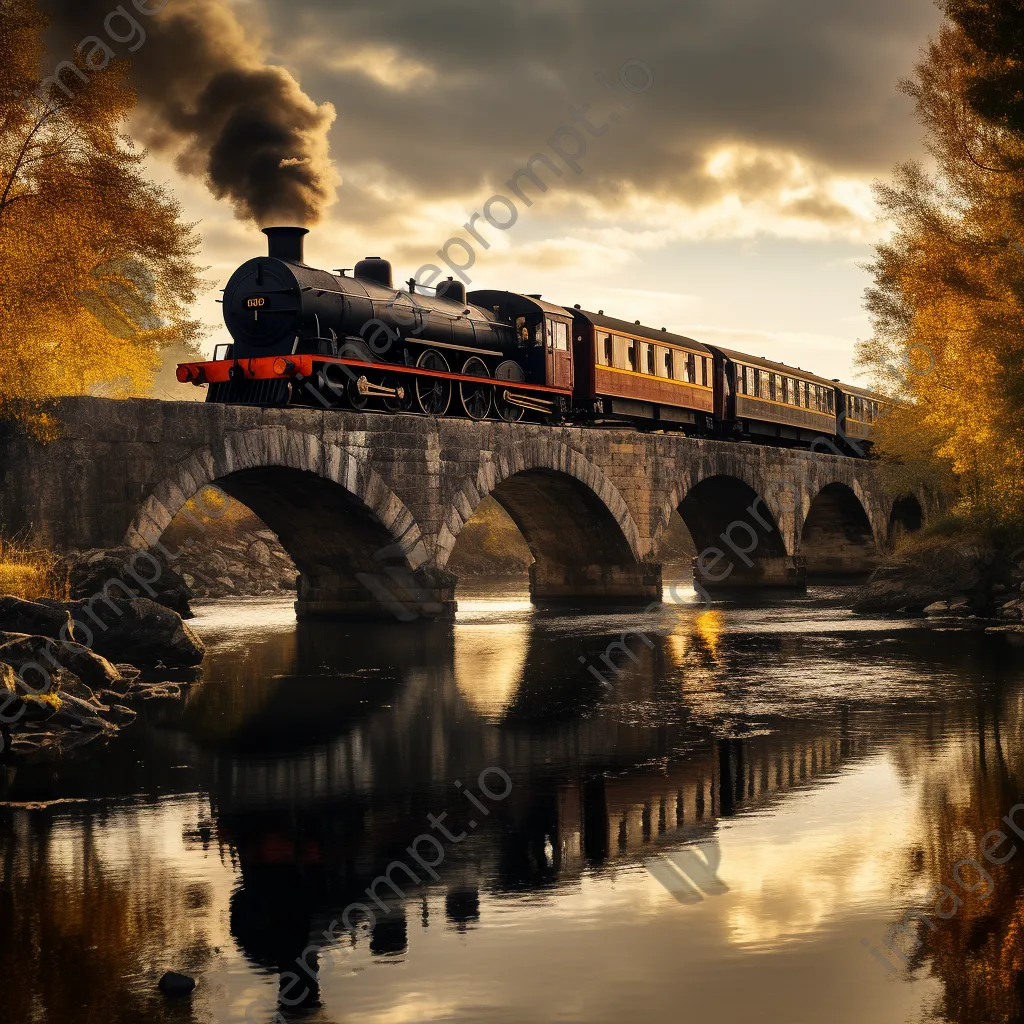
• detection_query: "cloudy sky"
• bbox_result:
[49,0,943,382]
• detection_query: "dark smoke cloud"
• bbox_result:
[41,0,338,225]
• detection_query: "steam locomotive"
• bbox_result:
[176,226,885,454]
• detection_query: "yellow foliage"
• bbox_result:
[0,0,207,435]
[859,22,1024,522]
[0,538,68,601]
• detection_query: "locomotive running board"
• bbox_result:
[502,390,555,413]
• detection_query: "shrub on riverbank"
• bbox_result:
[0,541,67,602]
[853,517,1024,616]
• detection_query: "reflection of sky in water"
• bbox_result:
[3,583,1022,1023]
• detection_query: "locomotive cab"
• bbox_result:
[467,290,574,391]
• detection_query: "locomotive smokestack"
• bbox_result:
[263,227,309,263]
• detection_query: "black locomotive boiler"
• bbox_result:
[177,226,884,454]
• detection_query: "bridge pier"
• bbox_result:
[528,562,663,610]
[294,568,457,622]
[693,555,807,593]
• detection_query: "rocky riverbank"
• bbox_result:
[850,528,1024,626]
[0,595,204,763]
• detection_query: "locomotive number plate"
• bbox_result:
[247,297,266,308]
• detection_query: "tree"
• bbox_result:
[0,0,205,435]
[859,4,1024,521]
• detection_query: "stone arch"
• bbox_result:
[123,428,445,620]
[798,482,880,577]
[668,474,800,590]
[653,460,798,561]
[888,493,924,544]
[437,439,657,608]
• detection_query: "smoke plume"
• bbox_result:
[41,0,338,225]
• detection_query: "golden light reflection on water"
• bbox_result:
[453,620,531,716]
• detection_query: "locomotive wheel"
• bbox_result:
[494,360,526,423]
[382,374,412,413]
[415,350,452,416]
[346,374,370,410]
[459,357,492,420]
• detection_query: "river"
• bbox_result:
[1,581,1022,1024]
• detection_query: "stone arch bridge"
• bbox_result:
[0,398,934,620]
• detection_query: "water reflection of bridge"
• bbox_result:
[185,615,880,1000]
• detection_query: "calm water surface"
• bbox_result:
[2,581,1024,1024]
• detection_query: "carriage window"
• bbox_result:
[788,378,798,406]
[767,374,776,402]
[687,353,696,384]
[657,346,670,377]
[702,357,709,386]
[753,368,762,398]
[627,339,639,372]
[611,335,628,369]
[781,377,789,404]
[827,390,834,414]
[736,365,745,394]
[643,343,656,375]
[596,332,611,366]
[803,382,810,408]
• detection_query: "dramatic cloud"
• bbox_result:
[262,0,941,223]
[41,0,339,225]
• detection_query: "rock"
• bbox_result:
[58,598,204,668]
[158,972,196,998]
[49,693,109,731]
[105,704,137,725]
[215,577,235,590]
[0,597,73,641]
[0,633,122,692]
[254,530,277,542]
[68,549,194,619]
[131,683,182,701]
[182,574,196,589]
[924,601,950,616]
[248,540,272,567]
[0,661,16,696]
[206,552,229,574]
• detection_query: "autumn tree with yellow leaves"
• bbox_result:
[860,1,1024,522]
[0,0,204,432]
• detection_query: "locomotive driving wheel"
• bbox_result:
[346,374,370,410]
[494,360,526,422]
[382,374,412,413]
[415,349,452,416]
[459,357,492,420]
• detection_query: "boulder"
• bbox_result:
[59,597,204,667]
[0,597,73,641]
[69,548,194,619]
[248,540,272,567]
[0,632,122,692]
[158,972,196,998]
